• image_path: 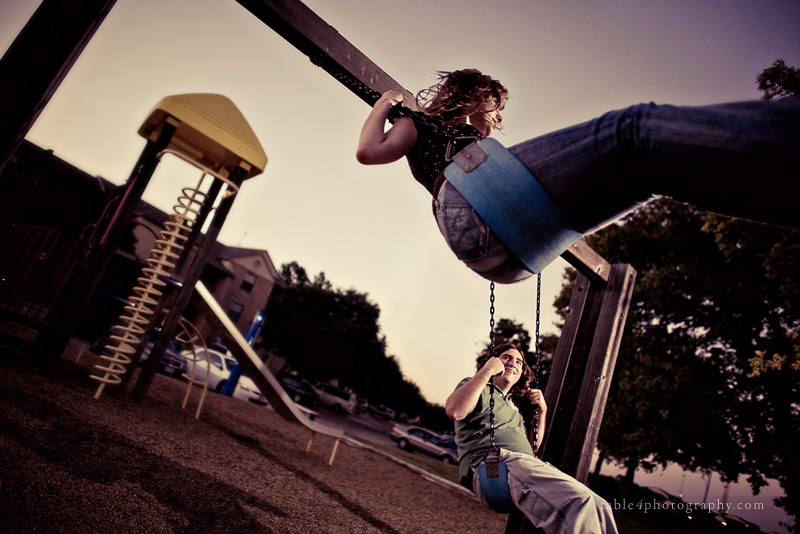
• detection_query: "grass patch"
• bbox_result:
[348,434,460,484]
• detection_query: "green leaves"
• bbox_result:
[557,196,800,525]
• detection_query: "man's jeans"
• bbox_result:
[473,449,618,534]
[435,100,799,283]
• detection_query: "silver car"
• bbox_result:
[311,382,357,414]
[390,424,458,464]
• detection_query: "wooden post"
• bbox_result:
[539,263,637,481]
[236,0,415,108]
[0,0,118,172]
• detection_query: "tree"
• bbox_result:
[553,61,800,531]
[757,59,800,101]
[259,261,431,421]
[557,198,800,516]
[556,201,743,480]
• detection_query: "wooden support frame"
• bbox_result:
[0,0,118,172]
[539,263,637,480]
[236,0,416,108]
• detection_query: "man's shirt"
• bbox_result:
[453,377,535,486]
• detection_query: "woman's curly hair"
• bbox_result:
[416,69,508,130]
[476,341,533,398]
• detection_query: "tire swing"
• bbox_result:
[476,277,542,514]
[388,103,581,276]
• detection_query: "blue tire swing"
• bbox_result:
[444,137,580,276]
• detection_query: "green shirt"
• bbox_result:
[453,377,535,486]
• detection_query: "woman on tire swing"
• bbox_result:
[356,69,800,284]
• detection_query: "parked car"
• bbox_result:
[312,382,357,414]
[233,374,267,406]
[390,424,459,464]
[356,398,370,414]
[140,340,187,377]
[182,347,237,392]
[182,346,266,405]
[720,514,761,530]
[369,404,396,421]
[439,435,458,461]
[279,375,318,407]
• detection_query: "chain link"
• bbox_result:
[488,282,496,449]
[489,282,496,355]
[531,272,542,454]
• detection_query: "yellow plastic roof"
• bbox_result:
[138,94,267,180]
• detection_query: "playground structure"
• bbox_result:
[87,92,266,401]
[88,91,342,461]
[1,0,635,531]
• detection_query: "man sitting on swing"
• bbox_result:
[446,343,618,534]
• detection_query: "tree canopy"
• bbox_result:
[555,59,800,531]
[258,261,432,425]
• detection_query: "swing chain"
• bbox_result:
[531,272,542,454]
[488,282,497,450]
[489,282,496,355]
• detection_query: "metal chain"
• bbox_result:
[489,282,496,356]
[488,282,497,450]
[531,272,542,454]
[535,273,541,357]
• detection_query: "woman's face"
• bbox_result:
[468,98,503,136]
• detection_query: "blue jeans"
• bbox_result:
[436,100,800,282]
[435,180,532,283]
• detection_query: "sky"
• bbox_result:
[2,1,799,530]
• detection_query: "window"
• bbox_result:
[240,272,256,292]
[228,302,244,322]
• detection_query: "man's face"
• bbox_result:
[496,348,524,388]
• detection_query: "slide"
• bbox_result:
[193,281,344,443]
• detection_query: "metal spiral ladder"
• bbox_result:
[89,93,267,401]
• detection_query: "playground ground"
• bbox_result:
[0,340,509,534]
[0,336,681,534]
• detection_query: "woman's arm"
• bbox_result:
[356,91,418,165]
[445,357,505,421]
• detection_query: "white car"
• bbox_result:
[233,374,267,406]
[183,347,266,404]
[311,382,357,414]
[183,347,236,392]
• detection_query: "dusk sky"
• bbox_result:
[2,1,798,530]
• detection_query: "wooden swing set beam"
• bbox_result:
[236,0,416,109]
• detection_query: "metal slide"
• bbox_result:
[193,281,344,459]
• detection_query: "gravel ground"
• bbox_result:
[0,343,507,534]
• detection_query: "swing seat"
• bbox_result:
[477,454,517,514]
[444,138,581,274]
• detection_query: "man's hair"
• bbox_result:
[476,342,533,398]
[416,69,508,129]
